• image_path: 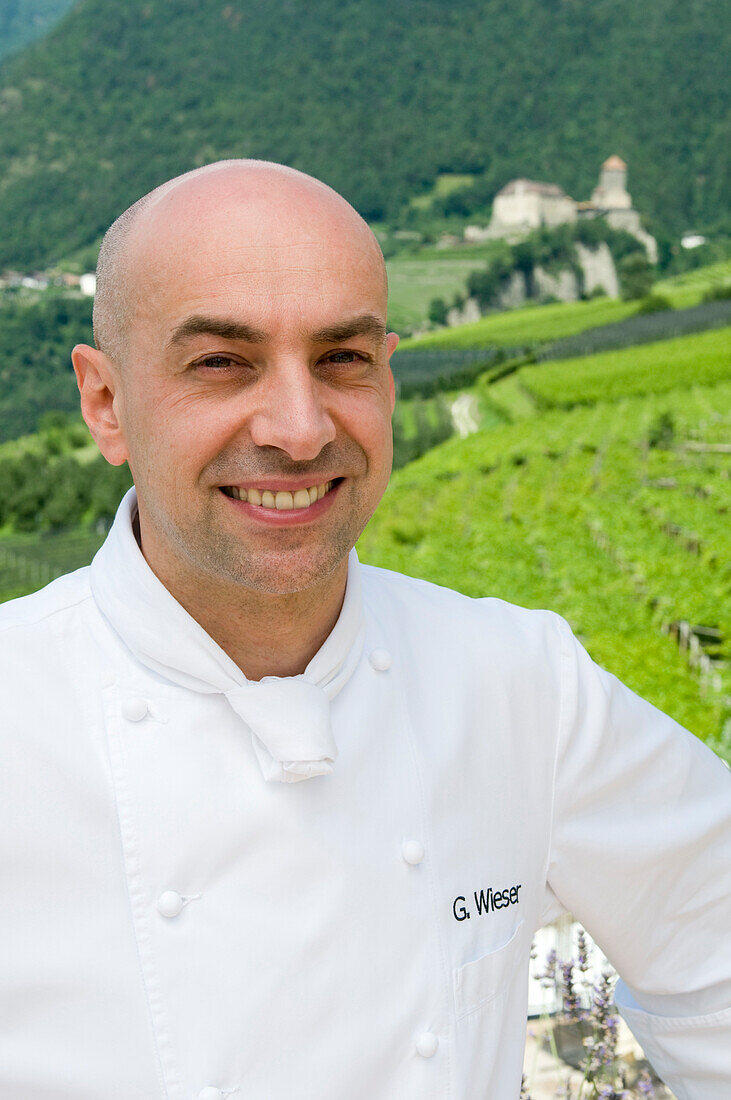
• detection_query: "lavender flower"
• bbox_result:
[636,1071,656,1097]
[576,928,590,974]
[561,959,582,1021]
[519,1073,533,1099]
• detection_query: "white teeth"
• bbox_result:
[225,481,334,509]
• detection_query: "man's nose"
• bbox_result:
[247,362,337,461]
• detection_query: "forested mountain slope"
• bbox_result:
[0,0,728,268]
[0,0,75,62]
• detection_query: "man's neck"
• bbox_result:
[184,584,346,682]
[132,511,348,680]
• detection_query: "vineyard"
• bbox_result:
[519,327,731,408]
[359,329,731,760]
[0,527,105,602]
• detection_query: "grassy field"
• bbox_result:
[359,333,731,759]
[386,247,499,334]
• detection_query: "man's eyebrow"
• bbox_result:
[309,314,387,344]
[166,311,387,350]
[167,315,269,348]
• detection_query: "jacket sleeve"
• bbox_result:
[545,614,731,1100]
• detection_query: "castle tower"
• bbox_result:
[592,155,632,210]
[590,155,657,263]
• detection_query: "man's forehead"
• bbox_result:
[130,167,380,270]
[129,193,384,321]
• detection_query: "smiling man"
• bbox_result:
[76,161,398,682]
[0,161,730,1100]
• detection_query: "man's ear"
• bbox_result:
[71,344,130,466]
[386,331,399,413]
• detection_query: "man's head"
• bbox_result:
[73,160,399,599]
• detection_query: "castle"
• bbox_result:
[477,156,657,262]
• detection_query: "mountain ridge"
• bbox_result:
[0,0,75,62]
[0,0,728,268]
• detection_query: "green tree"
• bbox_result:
[618,253,655,300]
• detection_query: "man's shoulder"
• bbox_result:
[0,566,93,641]
[359,561,564,644]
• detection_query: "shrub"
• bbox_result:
[619,252,655,300]
[428,297,448,326]
[647,411,676,449]
[635,293,672,314]
[702,282,731,302]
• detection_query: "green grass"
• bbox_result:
[398,296,641,350]
[408,172,478,211]
[386,249,499,334]
[656,259,731,309]
[518,327,731,409]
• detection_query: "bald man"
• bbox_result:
[0,161,729,1100]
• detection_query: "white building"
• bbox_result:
[489,179,577,235]
[79,272,97,296]
[483,156,658,262]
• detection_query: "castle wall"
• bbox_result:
[541,193,577,227]
[492,190,543,230]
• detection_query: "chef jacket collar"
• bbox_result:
[90,487,365,784]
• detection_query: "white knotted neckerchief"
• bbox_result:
[90,487,364,783]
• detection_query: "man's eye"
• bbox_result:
[196,356,237,370]
[324,351,363,364]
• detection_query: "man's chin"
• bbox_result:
[203,539,352,598]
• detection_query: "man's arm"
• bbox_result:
[545,615,731,1100]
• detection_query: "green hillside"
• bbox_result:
[0,0,75,61]
[359,329,731,758]
[0,293,92,442]
[0,0,728,269]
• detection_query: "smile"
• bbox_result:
[220,480,336,511]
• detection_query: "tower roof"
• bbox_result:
[603,155,627,171]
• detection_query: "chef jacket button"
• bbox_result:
[369,647,392,671]
[121,697,148,722]
[157,890,184,918]
[415,1031,439,1058]
[197,1089,225,1100]
[402,839,425,865]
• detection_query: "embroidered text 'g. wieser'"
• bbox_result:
[452,884,522,921]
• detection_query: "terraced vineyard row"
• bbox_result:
[519,327,731,408]
[359,376,731,759]
[0,528,105,602]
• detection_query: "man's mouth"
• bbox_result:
[220,480,339,511]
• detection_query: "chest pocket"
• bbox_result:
[454,920,525,1021]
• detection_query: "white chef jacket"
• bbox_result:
[1,487,729,1100]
